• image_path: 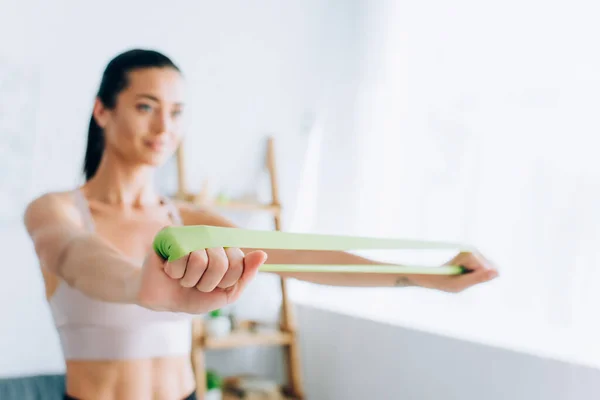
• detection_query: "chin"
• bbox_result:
[140,152,172,167]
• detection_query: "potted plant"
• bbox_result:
[205,308,232,338]
[205,370,223,400]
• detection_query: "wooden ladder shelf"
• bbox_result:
[174,137,304,399]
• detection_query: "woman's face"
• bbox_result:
[96,67,185,168]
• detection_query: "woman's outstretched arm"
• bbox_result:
[177,203,499,292]
[24,193,268,313]
[23,193,140,303]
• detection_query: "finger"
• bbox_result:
[164,254,189,280]
[480,253,500,276]
[224,250,268,303]
[446,252,497,291]
[217,248,245,289]
[196,248,229,292]
[179,250,209,288]
[146,249,168,270]
[458,267,498,287]
[454,252,492,273]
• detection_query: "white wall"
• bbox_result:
[0,0,361,379]
[291,0,600,398]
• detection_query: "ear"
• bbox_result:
[92,98,109,128]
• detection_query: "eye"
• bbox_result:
[172,109,183,118]
[136,104,152,112]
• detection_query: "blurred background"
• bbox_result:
[1,0,600,399]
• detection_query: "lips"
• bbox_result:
[145,140,168,151]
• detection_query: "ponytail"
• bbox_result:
[81,48,181,181]
[83,115,104,181]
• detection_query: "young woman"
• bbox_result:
[23,49,498,400]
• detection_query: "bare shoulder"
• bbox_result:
[173,200,237,228]
[23,189,83,234]
[24,189,86,293]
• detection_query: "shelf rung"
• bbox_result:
[223,392,297,400]
[201,330,293,350]
[223,393,297,400]
[213,200,281,213]
[173,192,281,214]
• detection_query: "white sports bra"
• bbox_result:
[48,190,193,360]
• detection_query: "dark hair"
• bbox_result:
[83,49,181,181]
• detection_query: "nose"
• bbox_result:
[152,110,172,135]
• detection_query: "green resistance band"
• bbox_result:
[153,225,476,275]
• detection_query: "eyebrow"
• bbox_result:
[135,94,184,107]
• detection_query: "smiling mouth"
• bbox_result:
[144,140,168,151]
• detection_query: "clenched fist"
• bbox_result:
[134,246,268,314]
[407,251,499,293]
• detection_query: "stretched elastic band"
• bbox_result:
[153,225,476,275]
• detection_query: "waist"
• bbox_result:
[57,320,192,360]
[65,355,196,400]
[65,393,196,400]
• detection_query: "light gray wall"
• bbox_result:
[296,304,600,400]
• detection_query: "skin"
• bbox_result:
[23,67,499,400]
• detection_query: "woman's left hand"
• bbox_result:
[407,251,499,293]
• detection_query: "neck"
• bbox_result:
[83,151,158,207]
